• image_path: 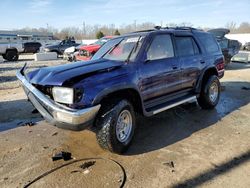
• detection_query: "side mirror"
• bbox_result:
[144,59,151,63]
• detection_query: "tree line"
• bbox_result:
[17,21,250,40]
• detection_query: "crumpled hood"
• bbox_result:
[27,59,123,86]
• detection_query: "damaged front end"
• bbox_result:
[16,64,100,131]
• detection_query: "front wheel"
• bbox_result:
[5,50,18,61]
[96,99,136,154]
[197,75,220,109]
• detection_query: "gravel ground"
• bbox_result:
[0,60,250,188]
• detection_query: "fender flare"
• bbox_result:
[92,84,143,105]
[195,66,218,93]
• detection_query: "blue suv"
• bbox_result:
[17,27,225,154]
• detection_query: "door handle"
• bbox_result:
[172,66,178,70]
[200,60,205,64]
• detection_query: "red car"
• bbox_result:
[75,36,114,61]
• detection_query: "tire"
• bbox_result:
[197,75,220,109]
[96,99,136,154]
[5,50,18,61]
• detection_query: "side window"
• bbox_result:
[192,39,200,55]
[147,34,174,60]
[196,33,219,53]
[175,36,199,57]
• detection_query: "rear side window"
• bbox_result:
[196,33,219,53]
[147,34,174,60]
[175,36,200,57]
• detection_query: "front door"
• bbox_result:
[138,34,182,102]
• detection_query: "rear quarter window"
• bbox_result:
[175,36,200,57]
[196,33,220,54]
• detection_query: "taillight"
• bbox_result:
[216,60,225,71]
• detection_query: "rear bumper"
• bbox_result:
[16,68,101,131]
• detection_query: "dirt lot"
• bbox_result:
[0,57,250,188]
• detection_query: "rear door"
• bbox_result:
[139,33,181,102]
[174,35,203,91]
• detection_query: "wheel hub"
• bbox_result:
[209,81,219,103]
[116,110,132,143]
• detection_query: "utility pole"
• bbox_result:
[134,20,137,31]
[82,21,86,39]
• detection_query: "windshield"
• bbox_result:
[92,36,144,62]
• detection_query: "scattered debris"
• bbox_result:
[19,147,22,152]
[4,177,8,181]
[164,161,174,168]
[31,109,39,114]
[70,170,81,174]
[83,169,90,174]
[51,132,58,136]
[163,161,175,172]
[28,130,32,133]
[52,151,72,161]
[43,146,49,149]
[242,86,250,90]
[79,161,96,170]
[21,122,36,127]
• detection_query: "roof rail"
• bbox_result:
[131,26,202,34]
[154,26,202,31]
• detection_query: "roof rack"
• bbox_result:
[131,26,202,34]
[154,26,202,31]
[131,29,155,33]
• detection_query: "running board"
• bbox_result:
[152,96,197,115]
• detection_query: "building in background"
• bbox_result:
[0,30,56,45]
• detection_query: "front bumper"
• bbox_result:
[16,67,101,131]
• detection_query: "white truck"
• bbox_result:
[0,43,24,61]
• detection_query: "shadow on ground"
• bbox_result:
[172,150,250,188]
[0,99,41,131]
[125,81,250,155]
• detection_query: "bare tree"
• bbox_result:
[18,21,250,40]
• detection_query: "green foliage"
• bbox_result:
[114,29,121,35]
[96,31,104,39]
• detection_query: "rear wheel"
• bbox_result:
[5,50,18,61]
[197,75,220,109]
[96,99,136,154]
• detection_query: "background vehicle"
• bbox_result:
[0,42,24,61]
[23,42,42,53]
[208,28,241,65]
[43,39,80,55]
[17,27,224,154]
[242,42,250,51]
[75,36,114,61]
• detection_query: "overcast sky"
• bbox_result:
[1,0,249,30]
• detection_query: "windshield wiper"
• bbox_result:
[125,37,141,63]
[101,39,123,59]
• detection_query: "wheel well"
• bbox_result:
[99,89,143,115]
[200,67,218,89]
[6,48,18,53]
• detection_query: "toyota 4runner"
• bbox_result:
[17,27,225,154]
